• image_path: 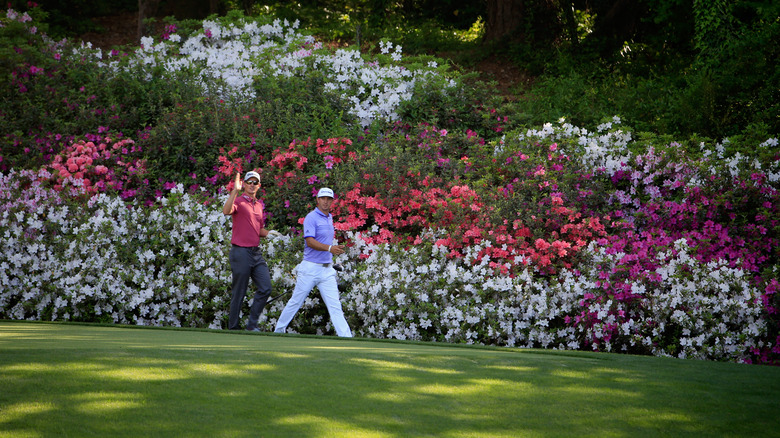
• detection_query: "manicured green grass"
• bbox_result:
[1,321,778,437]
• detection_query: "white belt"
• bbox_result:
[302,260,332,268]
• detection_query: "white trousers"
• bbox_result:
[274,261,353,337]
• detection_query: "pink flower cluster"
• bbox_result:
[47,135,147,196]
[269,141,310,187]
[267,137,357,191]
[216,146,244,192]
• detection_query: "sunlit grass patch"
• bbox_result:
[1,322,778,437]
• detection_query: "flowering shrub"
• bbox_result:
[0,5,183,173]
[0,168,66,214]
[2,118,780,363]
[98,11,459,128]
[324,123,613,273]
[243,136,359,229]
[0,173,231,327]
[1,168,770,362]
[46,132,147,198]
[335,232,767,362]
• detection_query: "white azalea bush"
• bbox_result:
[1,172,231,328]
[513,117,780,182]
[80,12,454,127]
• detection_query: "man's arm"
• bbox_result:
[304,237,345,255]
[222,173,242,215]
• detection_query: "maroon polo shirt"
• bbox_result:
[228,194,266,247]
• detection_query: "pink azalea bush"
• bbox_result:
[47,132,148,198]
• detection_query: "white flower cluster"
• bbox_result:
[514,116,633,176]
[84,17,449,127]
[312,43,433,126]
[0,169,65,213]
[701,137,780,182]
[511,118,780,186]
[578,240,766,361]
[1,176,234,329]
[759,138,780,182]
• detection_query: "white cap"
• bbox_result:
[244,171,261,182]
[317,187,334,198]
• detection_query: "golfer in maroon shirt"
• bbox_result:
[222,170,275,331]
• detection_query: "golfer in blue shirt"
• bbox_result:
[274,187,353,337]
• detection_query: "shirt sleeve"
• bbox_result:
[227,197,240,215]
[302,212,316,239]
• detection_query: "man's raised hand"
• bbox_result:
[233,172,242,193]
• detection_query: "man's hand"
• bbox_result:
[330,244,346,256]
[232,172,242,193]
[222,172,243,215]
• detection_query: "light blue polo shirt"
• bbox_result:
[302,207,334,264]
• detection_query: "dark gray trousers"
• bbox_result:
[228,245,272,330]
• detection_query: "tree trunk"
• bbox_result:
[561,0,578,47]
[483,0,563,45]
[585,0,643,56]
[483,0,526,43]
[137,0,160,42]
[242,0,253,15]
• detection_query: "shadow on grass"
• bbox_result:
[1,321,779,437]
